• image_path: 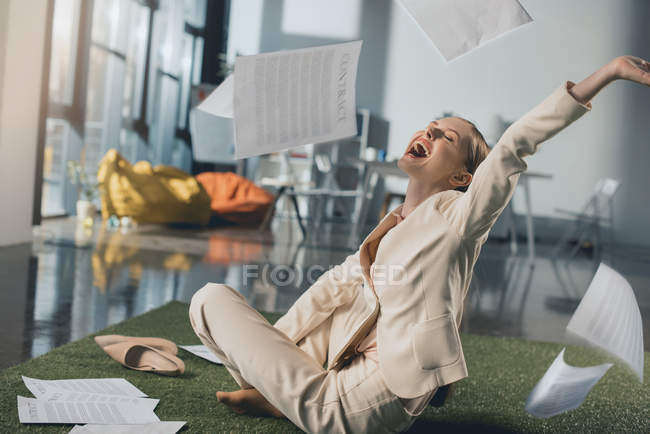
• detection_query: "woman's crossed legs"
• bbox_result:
[189,283,413,433]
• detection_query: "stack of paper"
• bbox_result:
[195,40,363,159]
[17,376,185,432]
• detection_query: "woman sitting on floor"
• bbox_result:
[189,55,650,433]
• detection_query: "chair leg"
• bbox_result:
[352,171,379,245]
[593,220,601,262]
[259,186,286,232]
[569,222,590,259]
[289,192,307,237]
[508,202,518,255]
[553,218,579,257]
[608,208,616,265]
[315,195,326,234]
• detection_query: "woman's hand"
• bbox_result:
[568,55,650,106]
[609,55,650,86]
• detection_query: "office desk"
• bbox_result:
[350,159,552,262]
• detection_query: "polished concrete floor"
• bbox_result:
[1,215,649,369]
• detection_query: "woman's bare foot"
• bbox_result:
[216,389,285,418]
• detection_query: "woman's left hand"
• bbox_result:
[610,55,650,86]
[570,55,650,104]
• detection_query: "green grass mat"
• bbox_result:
[1,301,648,433]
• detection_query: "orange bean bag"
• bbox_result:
[203,235,264,264]
[196,172,273,225]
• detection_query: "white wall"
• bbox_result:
[226,0,265,64]
[0,0,50,246]
[382,0,650,247]
[228,0,650,247]
[0,0,8,142]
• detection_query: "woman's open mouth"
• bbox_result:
[406,139,430,159]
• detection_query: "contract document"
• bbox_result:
[23,376,147,398]
[525,348,612,418]
[180,345,223,364]
[68,421,186,434]
[17,396,160,425]
[233,40,362,158]
[397,0,532,62]
[566,263,644,381]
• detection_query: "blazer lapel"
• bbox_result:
[359,204,403,290]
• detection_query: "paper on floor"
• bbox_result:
[180,345,223,364]
[36,390,159,412]
[397,0,532,62]
[233,40,362,158]
[22,376,147,398]
[525,348,612,418]
[566,263,644,381]
[68,421,186,434]
[17,396,160,425]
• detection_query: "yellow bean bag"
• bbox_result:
[91,226,193,293]
[97,149,211,225]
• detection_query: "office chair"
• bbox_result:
[552,178,619,261]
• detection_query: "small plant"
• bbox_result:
[67,160,98,202]
[217,52,234,81]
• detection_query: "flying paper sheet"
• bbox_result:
[197,74,234,118]
[233,40,362,158]
[189,109,235,163]
[191,75,236,163]
[566,263,644,381]
[68,421,186,434]
[198,74,234,118]
[397,0,533,62]
[17,396,160,425]
[22,376,147,398]
[525,348,612,418]
[180,345,223,364]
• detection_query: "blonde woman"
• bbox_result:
[189,55,650,433]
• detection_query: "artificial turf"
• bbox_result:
[1,301,647,433]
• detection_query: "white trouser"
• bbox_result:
[189,283,415,433]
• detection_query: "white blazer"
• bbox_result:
[274,81,591,398]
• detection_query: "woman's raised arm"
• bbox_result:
[448,56,650,241]
[570,56,650,105]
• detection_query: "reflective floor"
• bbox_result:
[1,216,649,369]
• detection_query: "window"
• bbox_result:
[41,0,209,217]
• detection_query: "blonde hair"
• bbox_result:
[455,117,490,192]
